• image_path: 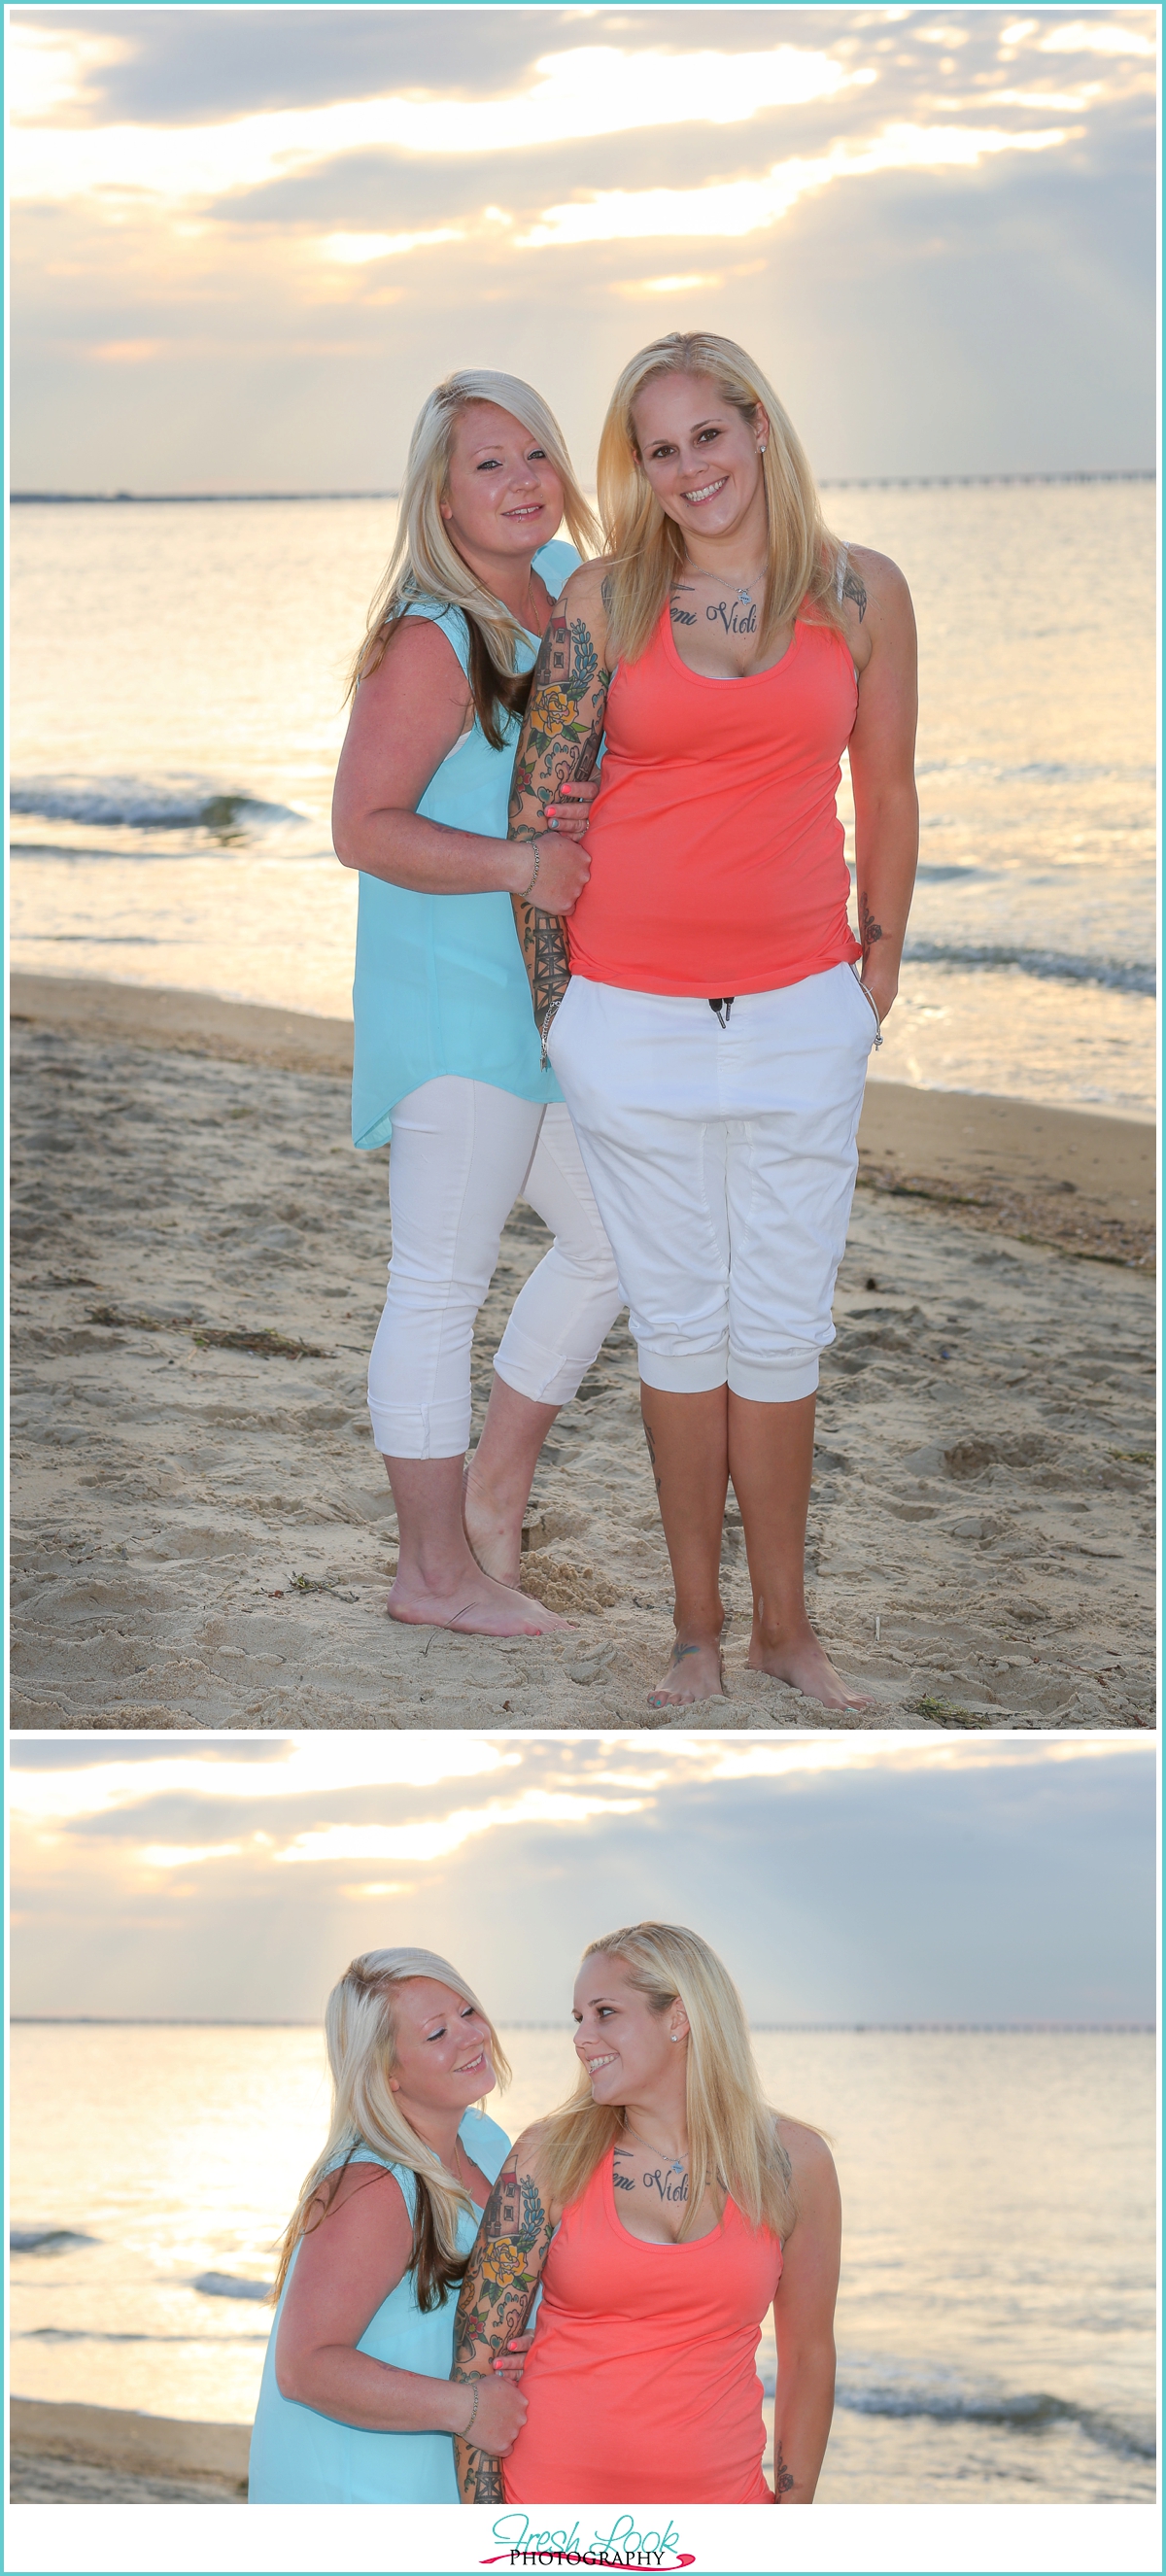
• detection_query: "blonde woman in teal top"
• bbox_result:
[249,1946,525,2504]
[333,371,621,1638]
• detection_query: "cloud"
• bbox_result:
[141,1841,248,1871]
[274,1789,650,1867]
[88,337,166,363]
[7,1735,514,1829]
[8,9,1155,487]
[614,271,725,299]
[320,225,466,266]
[9,1737,1156,2030]
[8,1727,1134,1839]
[8,41,871,205]
[7,21,132,120]
[1037,18,1156,58]
[520,119,1076,249]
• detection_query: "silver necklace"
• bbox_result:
[622,2115,687,2177]
[695,567,765,608]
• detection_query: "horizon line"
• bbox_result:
[10,2017,1154,2033]
[9,468,1156,505]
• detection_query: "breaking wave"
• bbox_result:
[832,2366,1154,2463]
[10,2226,98,2254]
[903,941,1154,996]
[192,2271,272,2301]
[17,2325,268,2346]
[10,776,304,841]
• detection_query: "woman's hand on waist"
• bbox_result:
[491,2327,534,2383]
[454,2369,528,2457]
[506,833,591,914]
[544,775,599,840]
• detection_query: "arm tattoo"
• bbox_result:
[858,891,882,961]
[510,609,609,1056]
[774,2438,796,2501]
[452,2166,554,2504]
[841,564,868,621]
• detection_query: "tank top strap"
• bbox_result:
[321,2139,418,2218]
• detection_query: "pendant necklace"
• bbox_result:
[622,2115,686,2177]
[721,571,764,607]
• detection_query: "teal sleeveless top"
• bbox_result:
[351,537,580,1149]
[248,2107,511,2504]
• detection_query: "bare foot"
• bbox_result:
[463,1463,523,1589]
[748,1618,875,1710]
[647,1637,727,1710]
[388,1568,567,1636]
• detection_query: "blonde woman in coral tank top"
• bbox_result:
[508,332,919,1712]
[450,1922,840,2506]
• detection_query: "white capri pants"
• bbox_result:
[368,1077,623,1459]
[546,962,880,1404]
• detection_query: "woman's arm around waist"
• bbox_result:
[840,546,919,1027]
[273,2161,478,2434]
[451,2124,559,2502]
[274,2159,523,2464]
[508,564,613,1045]
[332,617,593,900]
[771,2119,841,2502]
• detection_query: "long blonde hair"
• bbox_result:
[348,369,600,742]
[537,1923,795,2243]
[272,1946,511,2310]
[597,330,843,668]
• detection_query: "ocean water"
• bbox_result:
[8,480,1156,1116]
[9,2023,1155,2504]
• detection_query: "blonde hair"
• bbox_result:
[272,1946,511,2309]
[597,330,843,667]
[348,369,600,742]
[536,1923,795,2243]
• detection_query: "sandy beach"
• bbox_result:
[9,2398,248,2503]
[10,974,1156,1731]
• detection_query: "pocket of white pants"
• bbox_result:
[847,963,882,1048]
[543,972,579,1067]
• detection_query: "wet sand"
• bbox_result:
[9,2397,248,2502]
[9,976,1156,1731]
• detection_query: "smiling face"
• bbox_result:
[439,399,566,570]
[385,1975,496,2124]
[631,369,769,551]
[572,1951,688,2107]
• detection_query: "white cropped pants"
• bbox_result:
[367,1078,623,1460]
[546,963,879,1404]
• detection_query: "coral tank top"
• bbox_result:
[501,2149,782,2504]
[566,603,860,997]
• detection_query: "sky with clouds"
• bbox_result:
[9,6,1156,492]
[10,1735,1155,2028]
